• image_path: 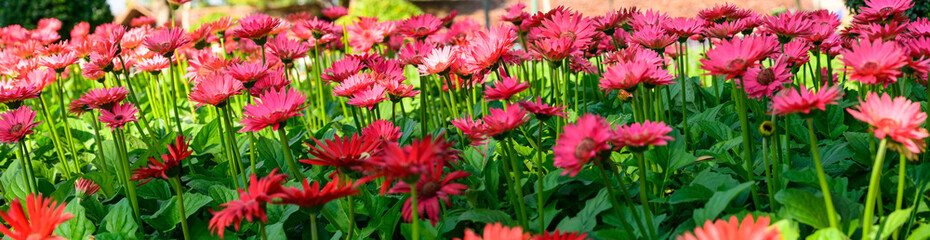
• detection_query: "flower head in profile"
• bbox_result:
[553,114,612,177]
[131,135,193,185]
[398,41,433,65]
[630,25,676,50]
[459,25,517,72]
[239,88,307,132]
[519,97,567,120]
[363,120,402,144]
[501,3,530,25]
[0,107,41,144]
[323,58,364,83]
[771,85,842,116]
[366,135,460,194]
[98,102,139,130]
[388,167,470,224]
[277,175,358,212]
[761,10,812,43]
[401,14,443,40]
[267,34,309,64]
[454,223,532,240]
[700,35,777,80]
[81,86,128,111]
[249,70,291,97]
[535,230,590,240]
[143,27,192,57]
[230,14,287,44]
[226,61,270,87]
[840,40,907,86]
[0,194,74,240]
[0,81,39,109]
[39,52,77,72]
[780,40,811,67]
[452,117,489,146]
[600,60,674,91]
[613,120,674,151]
[322,6,348,21]
[662,17,704,40]
[209,170,288,238]
[347,85,388,110]
[333,73,376,97]
[529,36,574,62]
[301,133,377,175]
[136,55,170,74]
[418,46,457,75]
[535,9,597,52]
[74,178,100,199]
[848,93,929,158]
[740,56,794,99]
[854,0,913,24]
[677,214,780,240]
[481,104,529,138]
[485,74,529,101]
[189,74,245,107]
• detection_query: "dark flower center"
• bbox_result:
[575,138,596,160]
[420,181,442,197]
[862,61,881,73]
[757,68,776,85]
[726,58,747,70]
[114,115,125,122]
[9,123,24,133]
[559,31,577,40]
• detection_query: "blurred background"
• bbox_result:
[2,0,929,39]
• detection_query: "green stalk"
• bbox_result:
[118,56,159,147]
[597,164,637,238]
[634,152,656,238]
[894,153,906,240]
[217,106,242,189]
[260,223,268,240]
[410,186,420,240]
[862,138,889,239]
[38,94,72,179]
[732,81,761,210]
[276,127,302,178]
[87,112,109,173]
[115,128,142,225]
[534,122,546,232]
[677,42,690,150]
[55,78,82,174]
[309,213,319,240]
[806,118,839,228]
[168,62,184,134]
[169,177,191,240]
[17,141,36,193]
[313,47,328,126]
[504,138,529,228]
[762,136,778,210]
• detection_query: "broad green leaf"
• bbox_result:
[866,207,913,240]
[142,193,213,231]
[775,188,829,229]
[807,228,846,240]
[102,199,138,238]
[692,182,753,223]
[556,189,611,232]
[458,209,513,224]
[55,200,95,240]
[906,223,930,240]
[773,219,801,240]
[669,184,714,204]
[136,180,171,200]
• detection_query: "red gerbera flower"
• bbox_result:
[534,230,590,240]
[362,119,402,143]
[388,167,470,224]
[267,33,309,64]
[0,107,41,144]
[366,135,460,194]
[98,102,139,130]
[322,6,348,21]
[74,177,100,198]
[209,169,288,238]
[481,104,529,138]
[700,35,777,80]
[840,40,908,86]
[0,194,74,240]
[277,175,359,211]
[553,114,612,176]
[143,27,192,58]
[459,24,517,73]
[452,117,489,146]
[230,14,287,44]
[80,86,128,111]
[740,56,794,99]
[401,14,443,40]
[301,133,378,174]
[485,74,529,101]
[771,84,842,116]
[131,135,192,185]
[189,74,245,107]
[239,87,306,132]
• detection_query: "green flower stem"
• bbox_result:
[222,104,247,184]
[534,122,546,232]
[806,118,839,228]
[596,164,637,238]
[169,177,191,240]
[217,106,242,189]
[314,47,328,127]
[115,128,143,225]
[245,96,258,180]
[55,78,82,174]
[276,127,302,178]
[168,62,184,134]
[504,138,529,228]
[87,112,109,173]
[18,141,36,193]
[862,138,889,239]
[677,42,690,150]
[309,213,319,240]
[410,185,420,240]
[118,56,159,149]
[420,77,430,137]
[38,94,72,179]
[762,136,778,211]
[260,223,268,240]
[732,81,761,210]
[634,152,656,239]
[894,153,906,240]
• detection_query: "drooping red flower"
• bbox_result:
[366,135,460,194]
[848,93,929,156]
[677,214,781,240]
[98,102,139,130]
[700,35,778,80]
[143,27,192,58]
[740,56,794,99]
[0,107,41,144]
[209,170,288,238]
[230,14,287,44]
[239,87,307,132]
[277,174,359,213]
[553,114,612,177]
[74,177,100,198]
[321,6,348,21]
[400,14,443,40]
[485,74,529,101]
[131,135,192,185]
[301,133,378,174]
[771,85,842,116]
[0,194,74,240]
[840,40,908,86]
[519,97,567,120]
[189,74,245,107]
[454,223,532,240]
[80,86,128,111]
[267,33,309,64]
[388,167,470,224]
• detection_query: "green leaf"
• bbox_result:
[906,223,930,240]
[696,120,731,141]
[142,193,213,231]
[775,188,829,229]
[102,199,138,238]
[208,185,238,208]
[867,207,913,240]
[458,209,513,224]
[773,219,801,240]
[136,180,171,200]
[807,228,846,240]
[83,171,116,199]
[669,184,714,204]
[692,182,753,223]
[55,200,95,240]
[556,189,611,232]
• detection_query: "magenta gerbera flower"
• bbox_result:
[418,46,457,75]
[700,35,778,80]
[840,39,908,86]
[0,80,39,108]
[388,168,469,224]
[613,120,674,150]
[143,27,192,58]
[761,10,813,43]
[363,119,402,143]
[347,85,388,110]
[848,93,929,156]
[740,56,794,99]
[459,24,517,73]
[226,61,270,87]
[321,6,348,21]
[189,74,245,107]
[485,74,529,101]
[553,114,612,177]
[322,58,364,83]
[630,25,676,50]
[81,86,128,111]
[239,87,307,132]
[535,9,597,52]
[451,117,489,146]
[267,33,309,64]
[0,107,41,144]
[230,14,287,44]
[771,85,842,116]
[98,102,139,130]
[518,97,567,120]
[400,14,443,40]
[662,17,704,40]
[481,104,529,138]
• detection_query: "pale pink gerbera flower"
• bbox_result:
[677,214,781,240]
[400,14,443,40]
[348,85,388,110]
[0,107,41,144]
[454,223,532,240]
[136,55,170,74]
[38,52,77,73]
[848,93,929,156]
[553,114,612,177]
[740,56,794,99]
[700,35,778,80]
[333,73,375,97]
[612,120,674,151]
[239,88,307,132]
[418,46,457,75]
[230,14,288,44]
[771,85,842,116]
[98,102,139,130]
[143,27,192,58]
[189,74,246,107]
[840,40,908,86]
[485,74,529,101]
[347,17,388,53]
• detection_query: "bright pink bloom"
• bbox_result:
[613,120,674,149]
[333,73,375,97]
[131,16,156,27]
[630,25,676,50]
[501,3,530,25]
[143,27,191,57]
[38,52,77,72]
[740,57,794,99]
[452,117,489,146]
[485,74,529,101]
[854,0,913,24]
[136,55,170,74]
[347,17,390,53]
[482,104,529,138]
[600,60,674,91]
[700,35,777,80]
[518,97,567,119]
[662,17,704,40]
[761,10,813,42]
[400,14,443,39]
[81,86,128,110]
[0,80,39,108]
[418,46,457,75]
[321,6,348,21]
[98,102,139,130]
[323,58,364,83]
[702,21,746,39]
[239,88,306,132]
[230,14,287,44]
[189,74,245,107]
[529,37,574,62]
[677,214,781,240]
[535,9,597,52]
[630,9,670,30]
[553,114,612,177]
[0,107,41,144]
[398,41,433,65]
[363,119,402,143]
[455,223,531,240]
[209,170,288,238]
[840,40,908,86]
[0,194,73,240]
[250,70,291,97]
[226,61,270,86]
[388,168,469,224]
[267,34,309,64]
[347,85,388,110]
[780,40,811,67]
[848,93,929,155]
[459,25,517,72]
[771,85,842,116]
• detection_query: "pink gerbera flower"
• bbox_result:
[740,56,794,99]
[136,55,170,74]
[347,17,388,53]
[0,107,41,144]
[323,58,365,83]
[267,34,309,64]
[553,114,612,176]
[189,74,245,107]
[600,60,674,91]
[613,120,674,150]
[529,36,574,62]
[535,9,597,52]
[459,24,517,73]
[398,41,433,65]
[400,14,443,40]
[74,177,100,198]
[630,25,676,51]
[0,81,39,108]
[333,73,375,97]
[481,104,529,138]
[854,0,913,24]
[840,40,908,86]
[230,14,287,44]
[347,85,388,110]
[81,86,128,111]
[662,17,704,41]
[761,10,813,43]
[848,93,929,155]
[700,35,778,80]
[501,3,530,26]
[418,46,457,75]
[677,214,781,240]
[387,167,470,224]
[239,88,307,132]
[518,97,567,120]
[452,117,489,146]
[143,27,192,58]
[780,40,811,67]
[226,61,270,87]
[250,69,292,97]
[38,52,77,73]
[363,119,402,143]
[321,6,348,21]
[485,74,529,101]
[771,85,842,116]
[455,223,532,240]
[98,102,139,130]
